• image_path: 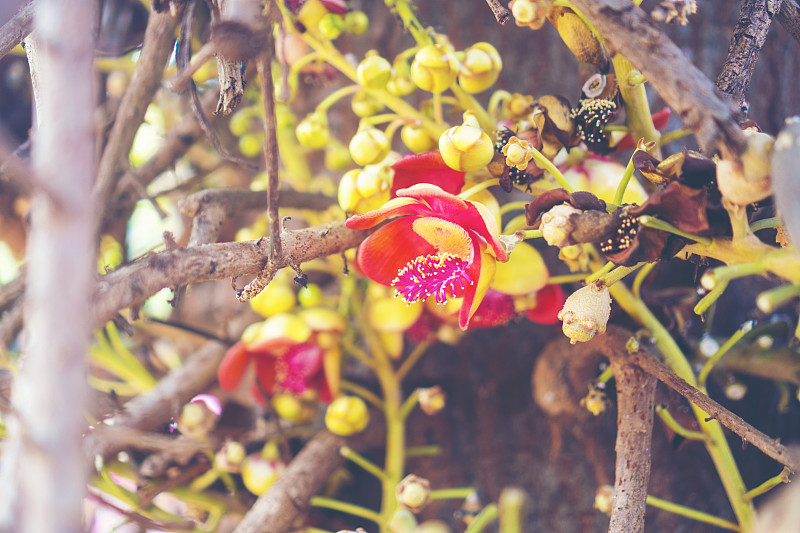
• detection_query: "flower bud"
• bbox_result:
[540,203,582,247]
[325,395,370,436]
[509,0,549,29]
[594,485,614,515]
[389,509,418,533]
[318,13,344,39]
[357,51,392,89]
[349,125,390,166]
[387,58,417,96]
[457,42,502,94]
[214,441,246,473]
[557,282,611,344]
[417,386,446,415]
[396,474,431,513]
[241,454,285,495]
[177,400,219,439]
[249,279,296,317]
[580,384,608,415]
[298,283,324,307]
[411,44,459,93]
[491,241,548,295]
[325,140,352,171]
[338,166,392,214]
[296,111,331,149]
[501,136,534,170]
[438,112,494,172]
[351,89,385,117]
[242,313,312,346]
[343,10,368,35]
[272,393,305,422]
[401,123,437,153]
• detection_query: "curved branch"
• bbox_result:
[569,0,746,155]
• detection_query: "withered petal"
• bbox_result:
[602,227,670,266]
[525,189,572,226]
[627,181,711,235]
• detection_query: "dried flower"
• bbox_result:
[540,203,583,248]
[557,282,612,344]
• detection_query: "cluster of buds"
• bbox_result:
[349,124,391,166]
[338,162,395,214]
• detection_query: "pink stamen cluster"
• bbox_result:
[392,252,472,304]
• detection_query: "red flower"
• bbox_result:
[218,338,333,404]
[525,284,565,325]
[390,151,465,198]
[345,184,507,330]
[613,108,671,151]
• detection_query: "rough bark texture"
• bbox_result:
[0,0,32,61]
[716,0,783,112]
[0,0,96,530]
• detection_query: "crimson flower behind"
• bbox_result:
[390,151,465,198]
[345,184,507,329]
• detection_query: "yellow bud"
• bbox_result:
[343,10,368,35]
[580,384,608,415]
[438,112,494,172]
[501,136,534,170]
[272,393,304,423]
[298,284,324,307]
[214,441,246,473]
[506,92,534,120]
[491,241,549,295]
[368,296,423,332]
[318,13,344,39]
[241,455,285,496]
[540,203,581,247]
[296,112,330,149]
[396,474,431,513]
[325,140,352,171]
[401,123,437,153]
[351,89,385,117]
[557,282,611,344]
[349,126,390,166]
[380,331,405,359]
[298,307,346,332]
[238,133,264,158]
[410,44,459,93]
[356,164,389,198]
[457,42,502,94]
[249,280,296,317]
[417,386,446,415]
[594,485,614,515]
[357,51,392,89]
[325,395,370,436]
[338,169,362,212]
[242,313,312,346]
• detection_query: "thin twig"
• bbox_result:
[485,0,511,24]
[0,0,34,61]
[569,0,746,156]
[92,4,182,233]
[716,0,783,113]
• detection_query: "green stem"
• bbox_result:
[458,178,501,200]
[451,84,496,134]
[742,467,791,502]
[595,365,615,385]
[613,147,641,205]
[598,262,646,286]
[488,90,511,118]
[432,90,445,128]
[632,262,657,299]
[547,273,590,284]
[310,496,385,526]
[340,446,389,482]
[429,487,476,500]
[612,54,661,156]
[655,405,709,441]
[698,324,753,390]
[659,128,692,147]
[340,380,384,410]
[498,200,529,216]
[503,214,529,234]
[529,146,573,192]
[701,262,765,290]
[638,216,712,246]
[756,283,800,313]
[498,488,525,533]
[610,283,755,531]
[316,84,360,113]
[464,504,499,533]
[397,339,432,381]
[358,113,404,126]
[585,261,614,283]
[646,495,740,532]
[694,280,729,315]
[399,389,420,421]
[406,445,442,457]
[521,229,542,240]
[750,217,782,233]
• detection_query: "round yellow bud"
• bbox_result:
[318,13,344,39]
[457,42,502,94]
[387,58,417,96]
[238,133,264,158]
[242,313,311,346]
[349,126,390,166]
[438,112,494,172]
[325,395,370,436]
[557,282,611,344]
[343,10,368,35]
[296,112,330,149]
[214,441,246,473]
[325,140,352,171]
[401,123,437,153]
[241,455,285,496]
[272,393,304,423]
[396,474,431,513]
[357,51,392,90]
[248,281,296,317]
[410,44,459,93]
[297,283,324,307]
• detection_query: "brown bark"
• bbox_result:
[0,0,32,61]
[0,0,96,530]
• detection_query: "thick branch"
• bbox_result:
[569,0,746,155]
[0,0,33,61]
[92,221,368,329]
[232,430,347,533]
[485,0,511,24]
[588,329,657,533]
[716,0,783,112]
[92,5,182,228]
[777,0,800,43]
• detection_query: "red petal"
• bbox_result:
[218,342,252,391]
[252,356,278,404]
[356,217,437,286]
[525,284,566,325]
[466,289,516,329]
[320,0,347,13]
[458,241,496,330]
[345,198,431,230]
[390,151,465,198]
[395,185,470,217]
[452,204,507,261]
